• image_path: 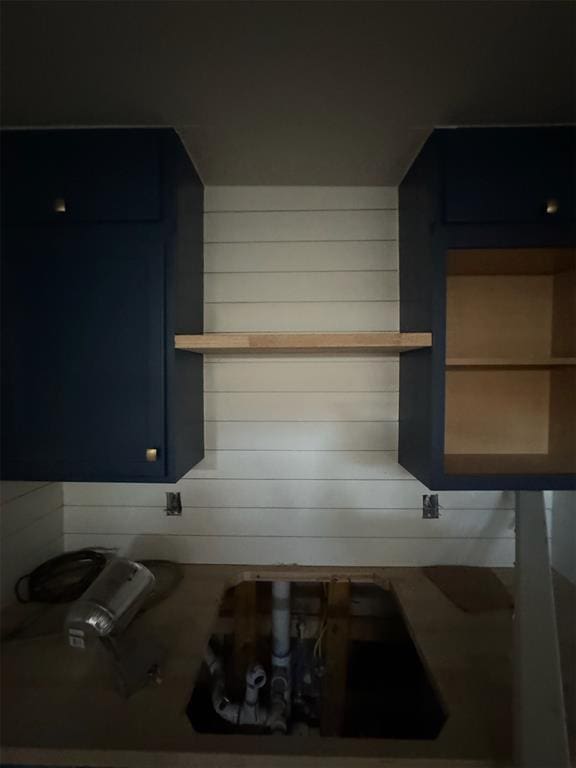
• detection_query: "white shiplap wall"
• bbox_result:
[63,187,520,567]
[1,482,63,606]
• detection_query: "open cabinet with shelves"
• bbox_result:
[398,126,576,490]
[444,247,576,477]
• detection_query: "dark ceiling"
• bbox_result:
[1,1,574,185]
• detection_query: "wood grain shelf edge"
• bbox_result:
[175,332,433,353]
[446,357,576,367]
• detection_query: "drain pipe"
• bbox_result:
[268,581,291,733]
[205,646,269,726]
[205,581,292,732]
[205,645,241,724]
[240,664,268,726]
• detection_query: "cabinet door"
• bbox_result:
[1,130,161,224]
[1,224,166,480]
[442,128,575,224]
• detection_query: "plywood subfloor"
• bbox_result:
[1,565,516,767]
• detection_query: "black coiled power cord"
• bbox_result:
[15,549,107,604]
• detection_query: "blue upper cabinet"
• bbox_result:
[2,130,161,224]
[398,127,576,490]
[1,128,204,482]
[441,128,575,224]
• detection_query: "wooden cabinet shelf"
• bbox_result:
[444,453,576,476]
[175,332,432,354]
[446,357,576,368]
[443,247,576,484]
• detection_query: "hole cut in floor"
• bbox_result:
[187,579,447,739]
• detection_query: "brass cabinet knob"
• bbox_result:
[546,198,559,214]
[53,197,66,213]
[146,448,158,462]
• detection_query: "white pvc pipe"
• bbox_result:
[272,581,291,663]
[205,581,292,732]
[241,664,267,725]
[205,649,269,727]
[269,581,291,733]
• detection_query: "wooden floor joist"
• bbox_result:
[320,580,351,737]
[232,581,258,698]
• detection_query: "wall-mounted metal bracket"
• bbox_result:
[165,492,182,516]
[422,494,440,519]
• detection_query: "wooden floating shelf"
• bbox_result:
[175,332,433,354]
[446,357,576,368]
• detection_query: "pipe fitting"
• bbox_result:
[246,664,267,690]
[205,580,293,733]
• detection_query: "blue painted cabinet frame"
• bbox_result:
[1,128,204,482]
[398,127,575,490]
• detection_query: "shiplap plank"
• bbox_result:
[64,480,514,510]
[204,359,399,392]
[205,187,397,212]
[1,482,63,606]
[205,271,398,303]
[205,241,398,273]
[5,506,63,562]
[204,210,397,243]
[1,534,63,607]
[64,533,515,568]
[205,353,402,363]
[205,301,399,332]
[185,450,411,480]
[205,421,398,451]
[1,507,63,606]
[0,482,63,538]
[64,506,514,539]
[204,392,398,422]
[0,481,51,505]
